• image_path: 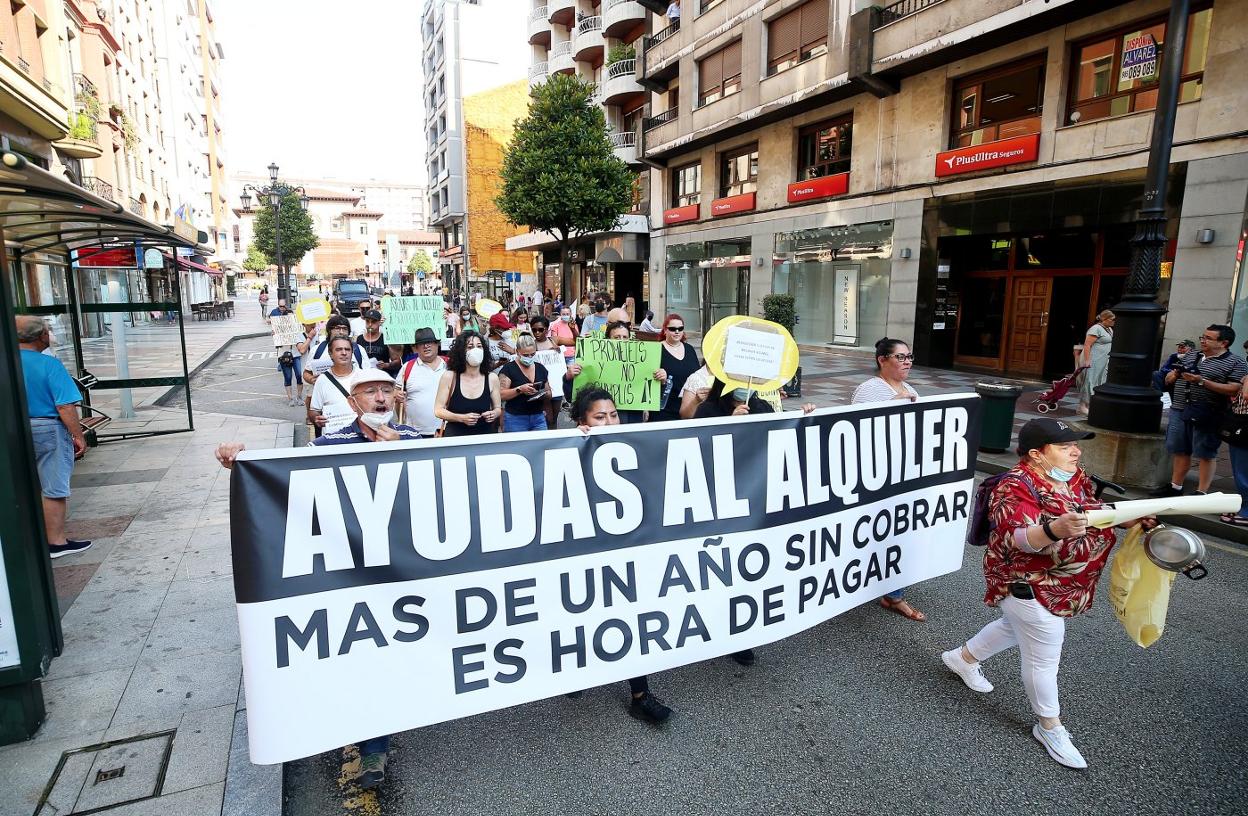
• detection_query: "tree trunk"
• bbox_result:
[559,234,572,306]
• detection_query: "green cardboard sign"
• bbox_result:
[382,295,443,344]
[571,337,662,410]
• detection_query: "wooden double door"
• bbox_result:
[1007,277,1052,376]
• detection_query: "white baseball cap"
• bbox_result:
[347,368,398,393]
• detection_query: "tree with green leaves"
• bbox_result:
[251,187,319,272]
[407,250,433,278]
[242,244,270,274]
[497,72,634,300]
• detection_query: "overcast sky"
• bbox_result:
[216,0,427,184]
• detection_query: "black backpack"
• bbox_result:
[966,472,1039,547]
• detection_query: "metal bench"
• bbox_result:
[73,371,113,446]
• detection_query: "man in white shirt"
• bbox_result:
[395,327,447,435]
[532,289,543,310]
[348,297,374,337]
[667,0,680,29]
[304,315,370,384]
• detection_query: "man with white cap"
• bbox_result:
[215,366,419,789]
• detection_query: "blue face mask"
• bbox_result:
[731,388,754,403]
[1042,456,1076,483]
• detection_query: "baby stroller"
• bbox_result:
[1033,365,1089,413]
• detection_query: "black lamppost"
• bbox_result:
[1088,0,1190,433]
[240,162,309,305]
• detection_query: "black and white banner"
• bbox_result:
[230,395,982,763]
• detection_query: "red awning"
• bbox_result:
[166,253,223,276]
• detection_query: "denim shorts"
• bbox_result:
[30,418,74,498]
[1165,409,1221,460]
[503,411,547,433]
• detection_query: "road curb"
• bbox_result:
[975,457,1248,549]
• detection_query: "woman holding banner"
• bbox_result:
[649,313,700,423]
[434,331,502,436]
[852,338,924,622]
[568,387,673,725]
[498,333,551,432]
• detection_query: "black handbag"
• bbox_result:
[1181,400,1225,432]
[1220,408,1248,448]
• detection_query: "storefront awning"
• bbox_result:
[167,254,222,276]
[0,152,207,256]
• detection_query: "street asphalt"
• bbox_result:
[183,336,1248,816]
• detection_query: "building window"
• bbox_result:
[1067,7,1212,125]
[697,41,742,107]
[719,144,758,198]
[672,162,701,208]
[767,0,829,76]
[797,117,852,180]
[360,223,368,235]
[952,57,1045,148]
[232,224,240,253]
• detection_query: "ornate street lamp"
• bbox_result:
[240,162,309,305]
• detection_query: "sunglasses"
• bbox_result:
[666,325,684,332]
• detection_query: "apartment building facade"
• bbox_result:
[632,0,1246,380]
[422,0,531,295]
[506,1,653,308]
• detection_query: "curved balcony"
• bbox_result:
[529,61,549,86]
[547,0,575,27]
[573,16,604,62]
[528,6,551,46]
[549,40,575,75]
[602,58,642,104]
[610,130,639,164]
[603,0,646,38]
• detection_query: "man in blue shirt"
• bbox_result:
[215,367,419,790]
[16,316,91,558]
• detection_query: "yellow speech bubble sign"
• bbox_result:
[702,315,799,393]
[295,298,333,325]
[475,298,503,319]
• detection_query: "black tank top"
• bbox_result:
[442,372,498,436]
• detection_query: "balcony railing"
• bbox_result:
[877,0,943,27]
[82,176,114,201]
[551,41,573,58]
[17,56,30,74]
[643,23,679,53]
[73,72,96,97]
[129,197,142,215]
[607,58,636,81]
[529,6,548,21]
[529,61,549,80]
[576,15,602,35]
[610,131,637,148]
[643,108,677,130]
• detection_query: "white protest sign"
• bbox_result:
[0,536,20,669]
[723,326,785,381]
[296,298,332,324]
[270,313,304,347]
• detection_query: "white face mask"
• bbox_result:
[466,347,484,367]
[358,410,394,430]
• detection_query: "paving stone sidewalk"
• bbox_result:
[0,412,293,816]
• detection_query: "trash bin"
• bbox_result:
[975,381,1026,453]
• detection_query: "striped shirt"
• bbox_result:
[310,420,422,446]
[851,376,918,405]
[1170,350,1248,410]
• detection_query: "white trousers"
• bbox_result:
[966,595,1066,718]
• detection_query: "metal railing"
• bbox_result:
[877,0,943,27]
[551,40,573,58]
[605,0,640,9]
[82,176,114,201]
[17,56,30,74]
[74,72,96,97]
[528,61,548,79]
[610,131,637,148]
[607,58,636,81]
[643,23,679,53]
[129,197,143,215]
[529,6,548,21]
[643,107,677,130]
[576,15,602,35]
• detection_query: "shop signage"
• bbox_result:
[664,204,699,225]
[143,248,165,269]
[710,192,756,218]
[0,536,20,669]
[172,217,198,243]
[934,133,1040,178]
[833,266,858,345]
[1119,32,1158,84]
[787,173,849,205]
[442,245,463,258]
[76,246,139,268]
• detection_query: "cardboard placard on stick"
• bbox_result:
[571,337,662,410]
[383,296,444,344]
[270,313,304,347]
[295,298,332,325]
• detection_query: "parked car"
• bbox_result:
[333,279,372,316]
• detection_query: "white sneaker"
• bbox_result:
[1032,723,1088,769]
[941,648,994,693]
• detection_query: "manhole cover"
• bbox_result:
[37,730,175,815]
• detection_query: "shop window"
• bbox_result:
[1067,7,1212,125]
[719,144,758,198]
[672,161,701,208]
[956,278,1007,359]
[1018,231,1097,268]
[797,116,852,180]
[697,41,742,107]
[767,0,829,76]
[952,58,1044,148]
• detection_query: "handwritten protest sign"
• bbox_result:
[270,313,304,347]
[572,336,661,410]
[383,296,444,344]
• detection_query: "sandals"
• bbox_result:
[1220,513,1248,527]
[879,596,927,622]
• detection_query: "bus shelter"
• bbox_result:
[0,150,203,743]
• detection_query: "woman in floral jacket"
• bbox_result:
[940,418,1155,770]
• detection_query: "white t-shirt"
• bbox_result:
[534,348,568,399]
[396,356,447,435]
[851,376,918,404]
[532,290,543,307]
[306,338,372,378]
[349,316,367,337]
[310,371,358,432]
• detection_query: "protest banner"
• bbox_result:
[296,298,332,325]
[270,313,304,347]
[571,336,662,410]
[229,395,981,763]
[383,295,444,344]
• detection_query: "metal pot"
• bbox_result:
[1143,525,1208,580]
